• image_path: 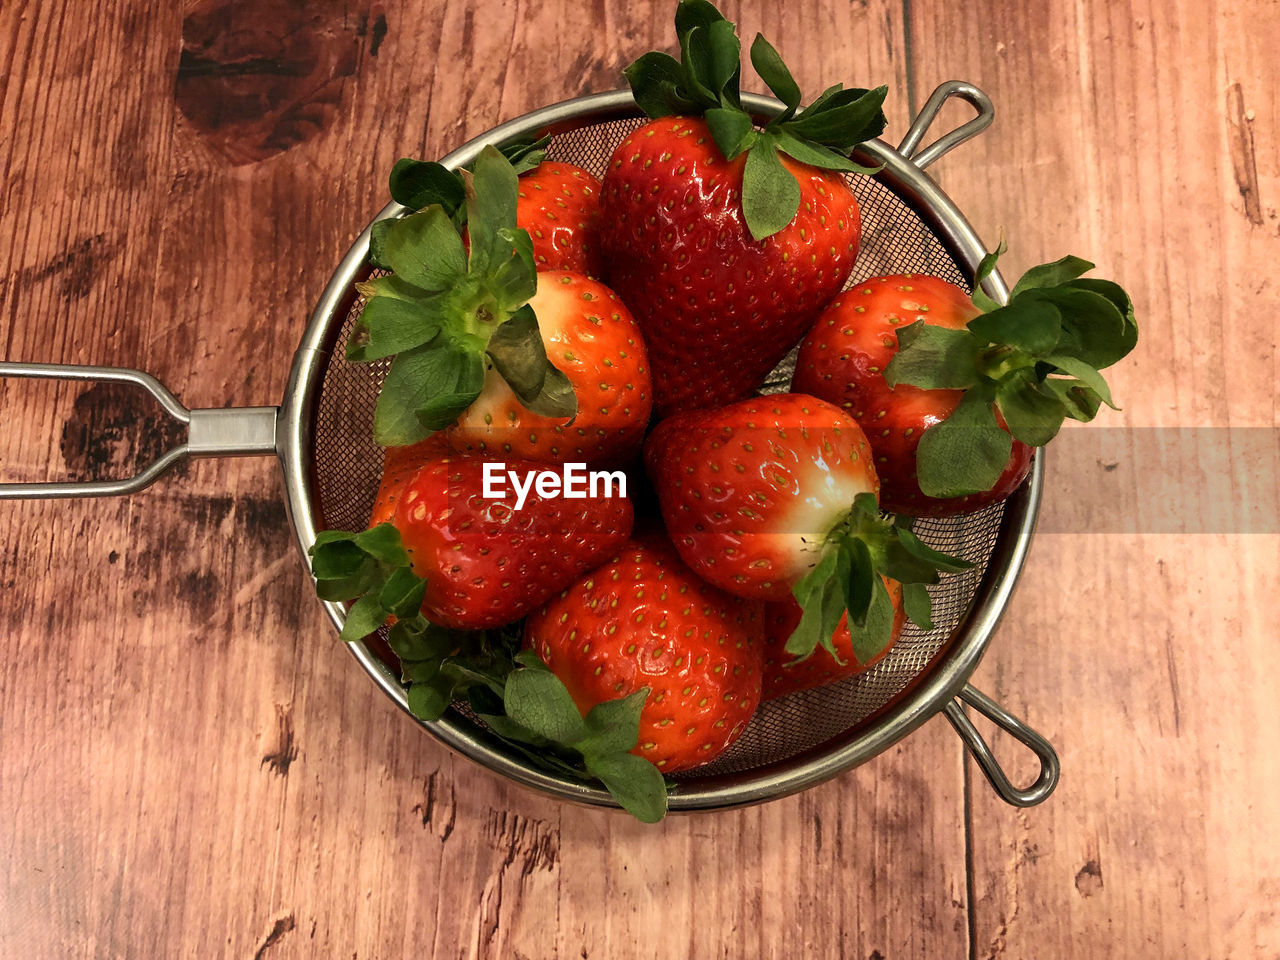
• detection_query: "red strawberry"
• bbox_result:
[600,2,888,416]
[645,393,968,664]
[600,117,861,415]
[793,246,1139,515]
[762,578,906,699]
[354,147,651,461]
[516,162,603,276]
[392,456,632,630]
[446,271,652,464]
[645,394,877,599]
[524,538,764,773]
[793,276,1033,516]
[369,434,452,527]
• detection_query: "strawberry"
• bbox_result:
[349,146,650,461]
[445,271,651,464]
[598,1,887,415]
[312,454,633,633]
[645,393,970,665]
[515,162,603,275]
[600,118,860,415]
[524,538,764,773]
[793,251,1139,515]
[369,434,452,527]
[793,276,1035,516]
[762,578,905,700]
[646,394,878,600]
[378,144,601,275]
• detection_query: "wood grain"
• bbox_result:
[1,0,1276,957]
[907,0,1280,957]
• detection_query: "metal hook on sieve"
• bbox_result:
[944,684,1060,806]
[0,361,278,499]
[897,80,995,171]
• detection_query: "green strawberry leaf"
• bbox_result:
[885,245,1138,498]
[475,710,552,746]
[389,158,467,215]
[742,138,802,241]
[499,135,551,176]
[783,498,969,665]
[312,524,428,641]
[841,537,875,627]
[884,321,982,390]
[338,594,387,642]
[310,537,365,579]
[880,540,947,586]
[773,130,879,174]
[901,582,933,630]
[915,385,1013,498]
[387,619,458,663]
[346,295,444,363]
[786,550,846,661]
[504,662,590,744]
[1044,354,1117,408]
[848,576,896,663]
[781,85,888,149]
[971,236,1007,312]
[382,207,468,293]
[368,219,395,270]
[624,51,696,118]
[1009,255,1093,298]
[892,524,974,574]
[311,523,668,821]
[489,227,539,312]
[503,653,668,821]
[313,564,379,603]
[463,147,522,277]
[355,274,431,303]
[968,295,1062,357]
[379,566,427,620]
[793,82,843,118]
[705,107,756,160]
[706,19,742,99]
[675,0,728,42]
[750,33,800,119]
[359,147,584,444]
[354,523,413,565]
[1044,377,1103,421]
[679,25,719,104]
[373,340,485,446]
[995,371,1067,446]
[1041,286,1133,370]
[583,752,670,823]
[387,138,548,215]
[578,689,650,757]
[485,305,578,420]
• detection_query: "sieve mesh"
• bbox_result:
[309,115,1007,777]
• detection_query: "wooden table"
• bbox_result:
[2,0,1277,956]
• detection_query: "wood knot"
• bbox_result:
[174,0,380,165]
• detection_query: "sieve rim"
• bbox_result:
[278,89,1042,812]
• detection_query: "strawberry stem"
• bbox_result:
[787,494,972,664]
[884,247,1139,498]
[623,0,888,240]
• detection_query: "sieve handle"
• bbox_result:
[897,80,995,170]
[943,684,1060,807]
[0,361,278,500]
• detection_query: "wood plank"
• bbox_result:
[1,1,973,957]
[908,0,1280,955]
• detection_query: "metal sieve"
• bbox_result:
[0,81,1059,812]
